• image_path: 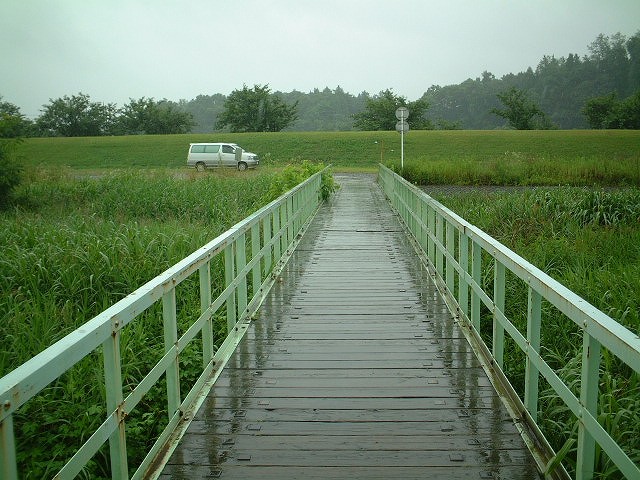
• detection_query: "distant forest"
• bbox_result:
[171,31,639,131]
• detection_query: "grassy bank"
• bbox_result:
[0,164,329,478]
[16,130,640,184]
[429,186,640,477]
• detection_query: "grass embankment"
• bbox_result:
[17,130,640,184]
[430,187,640,477]
[0,164,329,478]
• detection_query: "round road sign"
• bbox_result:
[395,120,409,133]
[395,107,409,120]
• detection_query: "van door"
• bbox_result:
[220,144,237,167]
[203,144,221,166]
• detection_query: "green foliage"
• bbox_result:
[36,92,119,137]
[584,90,640,129]
[491,87,554,130]
[0,97,33,138]
[34,93,194,137]
[0,139,23,207]
[279,86,367,131]
[116,97,195,134]
[171,93,226,133]
[426,31,640,129]
[582,92,619,129]
[352,89,432,131]
[1,166,325,477]
[432,187,640,477]
[260,160,336,204]
[217,84,298,132]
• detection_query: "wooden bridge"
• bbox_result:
[3,168,639,479]
[158,174,540,479]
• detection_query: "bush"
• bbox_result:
[261,160,336,203]
[0,140,23,207]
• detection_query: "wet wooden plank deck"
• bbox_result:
[160,174,541,480]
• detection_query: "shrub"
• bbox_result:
[0,140,22,207]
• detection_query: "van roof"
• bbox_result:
[189,142,238,146]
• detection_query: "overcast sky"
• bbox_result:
[2,0,639,118]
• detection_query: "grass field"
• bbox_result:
[3,130,640,477]
[16,130,640,185]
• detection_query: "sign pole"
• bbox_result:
[395,107,409,173]
[401,109,404,172]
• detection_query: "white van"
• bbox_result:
[187,143,259,171]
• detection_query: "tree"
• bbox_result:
[583,90,640,129]
[352,89,431,131]
[491,87,553,129]
[217,84,298,132]
[618,90,640,128]
[0,98,32,138]
[582,93,618,128]
[116,97,194,135]
[36,93,118,136]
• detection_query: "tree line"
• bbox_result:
[1,30,639,137]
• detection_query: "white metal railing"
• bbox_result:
[379,164,640,480]
[0,169,325,479]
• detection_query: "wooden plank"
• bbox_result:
[160,465,541,480]
[161,174,540,479]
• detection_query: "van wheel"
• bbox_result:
[196,162,205,172]
[237,162,248,171]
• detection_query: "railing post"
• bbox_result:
[263,214,272,274]
[446,221,455,295]
[1,415,18,480]
[103,332,128,479]
[576,333,601,480]
[199,263,213,365]
[458,232,469,319]
[280,201,288,254]
[410,190,416,233]
[273,207,281,262]
[524,287,541,422]
[162,289,181,418]
[286,196,294,250]
[427,205,435,266]
[236,232,248,320]
[418,196,426,252]
[251,223,261,301]
[493,260,505,369]
[224,243,237,332]
[471,241,481,332]
[436,214,444,278]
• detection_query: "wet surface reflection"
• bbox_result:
[161,175,541,479]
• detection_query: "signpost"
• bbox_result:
[395,107,409,171]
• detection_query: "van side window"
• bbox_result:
[191,145,206,153]
[222,145,235,154]
[204,145,220,153]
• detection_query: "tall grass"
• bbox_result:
[0,165,328,478]
[402,152,640,186]
[429,186,640,477]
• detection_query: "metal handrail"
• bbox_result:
[0,169,325,479]
[378,164,640,480]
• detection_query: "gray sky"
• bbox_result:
[2,0,639,119]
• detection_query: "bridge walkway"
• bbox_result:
[160,174,541,479]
